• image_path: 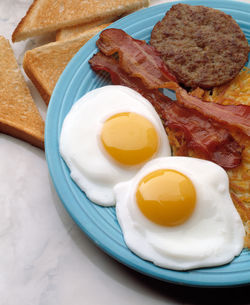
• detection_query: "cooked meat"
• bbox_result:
[150,3,249,89]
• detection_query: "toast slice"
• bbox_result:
[23,26,108,104]
[56,18,113,42]
[12,0,149,42]
[0,36,44,149]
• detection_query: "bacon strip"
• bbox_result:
[97,28,178,90]
[176,88,250,137]
[89,52,242,169]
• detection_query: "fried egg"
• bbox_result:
[114,157,245,270]
[60,85,171,206]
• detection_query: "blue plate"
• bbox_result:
[45,0,250,287]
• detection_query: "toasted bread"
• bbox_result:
[56,22,111,42]
[56,17,114,41]
[23,26,108,104]
[0,36,44,149]
[12,0,149,42]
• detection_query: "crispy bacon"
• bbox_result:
[89,52,242,169]
[96,28,178,90]
[176,88,250,137]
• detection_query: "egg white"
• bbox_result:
[114,157,245,270]
[59,85,171,206]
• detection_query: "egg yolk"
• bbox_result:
[136,169,196,226]
[101,112,159,166]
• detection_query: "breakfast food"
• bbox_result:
[202,67,250,106]
[12,0,149,42]
[0,36,44,149]
[115,157,245,270]
[60,85,171,206]
[56,23,110,42]
[150,4,249,89]
[23,34,100,104]
[89,30,244,170]
[96,28,177,89]
[56,18,114,41]
[172,84,250,248]
[52,0,250,272]
[89,28,250,247]
[175,87,250,137]
[191,69,250,247]
[12,0,248,269]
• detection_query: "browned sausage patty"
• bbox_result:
[150,4,249,89]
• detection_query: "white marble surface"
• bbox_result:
[0,1,250,304]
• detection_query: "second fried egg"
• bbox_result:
[115,157,245,270]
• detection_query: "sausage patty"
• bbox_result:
[150,4,249,89]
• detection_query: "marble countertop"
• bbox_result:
[0,1,249,304]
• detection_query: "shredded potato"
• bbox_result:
[203,67,250,106]
[205,68,250,247]
[178,67,250,247]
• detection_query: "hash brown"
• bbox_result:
[169,68,250,247]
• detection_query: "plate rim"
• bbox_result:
[45,0,250,288]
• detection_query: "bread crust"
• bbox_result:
[23,52,51,105]
[12,0,40,42]
[12,0,149,42]
[0,36,44,149]
[23,29,109,104]
[56,21,111,42]
[0,121,44,149]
